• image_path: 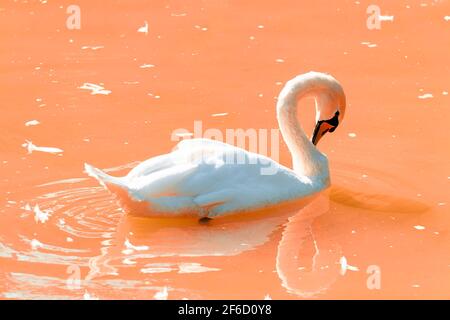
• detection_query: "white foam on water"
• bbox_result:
[414,225,426,230]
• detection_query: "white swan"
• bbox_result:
[84,71,346,219]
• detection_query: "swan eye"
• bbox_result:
[322,110,340,131]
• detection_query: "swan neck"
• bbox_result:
[276,76,329,180]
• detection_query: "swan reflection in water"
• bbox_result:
[84,193,342,298]
[5,169,428,299]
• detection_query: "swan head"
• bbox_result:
[311,75,346,145]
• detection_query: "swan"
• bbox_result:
[84,71,346,220]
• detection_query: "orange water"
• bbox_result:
[1,0,450,299]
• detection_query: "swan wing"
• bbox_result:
[124,139,311,215]
[127,139,233,180]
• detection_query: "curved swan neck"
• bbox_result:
[276,72,340,179]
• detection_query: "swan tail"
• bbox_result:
[84,163,126,189]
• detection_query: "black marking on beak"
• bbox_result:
[311,111,340,145]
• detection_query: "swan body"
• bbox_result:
[85,71,346,218]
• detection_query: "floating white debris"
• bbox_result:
[83,291,99,300]
[361,41,377,48]
[154,287,168,300]
[414,225,426,230]
[444,16,450,22]
[139,64,155,69]
[138,21,148,35]
[66,237,73,242]
[379,15,394,22]
[178,263,220,274]
[211,112,228,117]
[194,25,208,31]
[257,25,264,29]
[30,239,43,250]
[81,45,104,50]
[25,120,40,127]
[348,133,357,138]
[339,256,360,276]
[124,238,149,251]
[438,202,446,206]
[171,13,187,17]
[79,83,111,95]
[123,81,140,85]
[147,93,160,99]
[275,58,285,63]
[418,93,433,99]
[442,91,448,96]
[175,132,193,138]
[122,258,137,265]
[141,267,173,274]
[22,203,32,211]
[264,294,272,300]
[33,204,50,223]
[22,140,63,155]
[412,284,420,288]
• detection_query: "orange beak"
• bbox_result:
[311,121,334,145]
